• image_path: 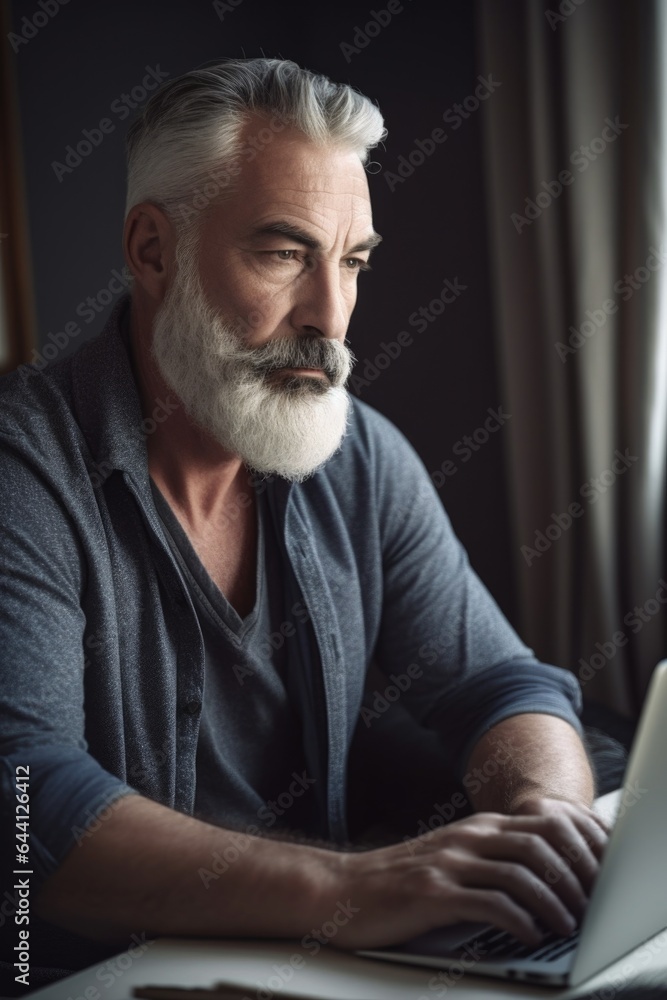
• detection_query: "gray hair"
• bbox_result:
[124,57,386,236]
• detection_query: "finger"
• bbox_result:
[444,887,543,947]
[588,807,613,836]
[454,855,579,938]
[503,814,600,895]
[468,831,588,920]
[540,815,602,892]
[544,800,611,853]
[566,808,610,861]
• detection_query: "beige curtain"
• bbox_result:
[477,0,667,716]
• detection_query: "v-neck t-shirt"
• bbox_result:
[149,478,323,840]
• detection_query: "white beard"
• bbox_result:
[150,245,355,483]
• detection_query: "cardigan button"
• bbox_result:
[184,699,201,715]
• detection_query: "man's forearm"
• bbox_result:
[464,713,596,814]
[33,751,609,952]
[34,793,344,944]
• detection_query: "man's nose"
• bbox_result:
[289,259,351,343]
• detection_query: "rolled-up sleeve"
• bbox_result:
[370,410,583,780]
[0,439,137,888]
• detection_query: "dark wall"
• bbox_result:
[8,0,518,625]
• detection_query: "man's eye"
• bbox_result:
[274,249,302,262]
[344,257,371,272]
[268,251,370,273]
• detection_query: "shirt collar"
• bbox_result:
[71,292,151,484]
[70,292,295,512]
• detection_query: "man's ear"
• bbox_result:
[123,202,176,304]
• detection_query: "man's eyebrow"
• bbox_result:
[250,221,383,255]
[251,222,322,250]
[347,232,383,254]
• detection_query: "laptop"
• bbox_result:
[357,659,667,987]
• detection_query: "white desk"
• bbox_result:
[28,792,667,1000]
[24,933,667,1000]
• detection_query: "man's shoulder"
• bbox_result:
[0,295,137,482]
[299,394,431,523]
[0,353,93,544]
[334,393,420,468]
[0,351,77,450]
[346,392,399,437]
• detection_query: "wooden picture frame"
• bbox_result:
[0,0,36,376]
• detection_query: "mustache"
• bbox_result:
[228,332,355,386]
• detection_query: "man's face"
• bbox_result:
[150,119,379,482]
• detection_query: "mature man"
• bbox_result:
[0,58,610,983]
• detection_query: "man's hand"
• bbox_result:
[34,785,611,957]
[327,712,615,954]
[330,804,611,952]
[508,794,611,896]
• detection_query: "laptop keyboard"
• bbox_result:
[457,923,580,963]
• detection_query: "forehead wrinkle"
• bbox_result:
[206,137,373,258]
[251,186,372,240]
[248,156,371,197]
[251,186,371,217]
